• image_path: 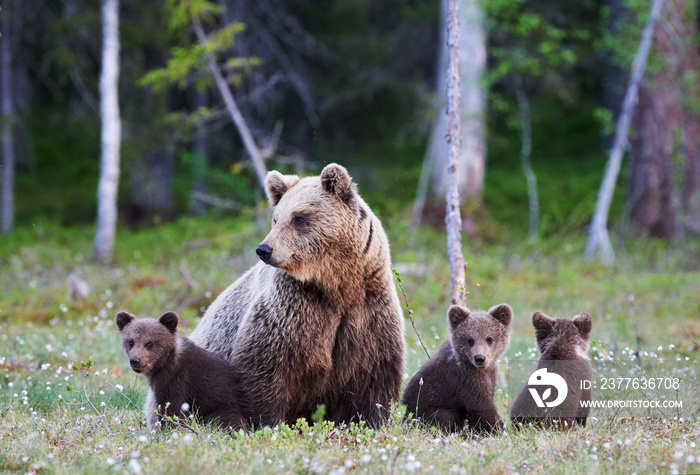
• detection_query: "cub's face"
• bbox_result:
[115,312,179,375]
[532,311,592,358]
[257,163,366,282]
[448,304,513,369]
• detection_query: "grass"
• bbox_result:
[1,214,699,474]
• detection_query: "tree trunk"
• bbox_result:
[190,90,208,216]
[413,0,486,227]
[628,0,700,238]
[681,3,700,234]
[514,79,538,243]
[445,0,466,306]
[1,0,15,233]
[432,0,486,199]
[584,0,663,262]
[93,0,122,264]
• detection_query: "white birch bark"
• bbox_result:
[515,79,538,242]
[412,0,486,225]
[1,0,15,233]
[192,17,267,189]
[445,0,466,306]
[584,0,664,263]
[431,0,486,198]
[93,0,122,264]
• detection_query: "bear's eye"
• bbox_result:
[146,342,154,350]
[128,339,134,348]
[486,337,493,345]
[467,338,475,346]
[292,216,305,226]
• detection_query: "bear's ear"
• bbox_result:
[115,311,135,331]
[573,312,592,339]
[265,171,300,206]
[447,305,470,329]
[532,311,554,341]
[321,163,356,206]
[488,303,513,327]
[159,312,179,334]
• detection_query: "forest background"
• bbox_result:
[0,0,699,473]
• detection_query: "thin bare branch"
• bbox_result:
[192,16,268,189]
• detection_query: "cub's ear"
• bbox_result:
[321,163,356,206]
[489,303,513,327]
[159,312,179,334]
[447,305,470,329]
[573,312,592,339]
[532,311,554,341]
[115,311,135,331]
[265,171,300,206]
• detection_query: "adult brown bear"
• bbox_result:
[190,163,405,427]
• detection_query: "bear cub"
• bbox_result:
[402,304,513,434]
[116,311,246,430]
[509,311,593,429]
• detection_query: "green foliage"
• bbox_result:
[485,0,598,92]
[138,22,254,92]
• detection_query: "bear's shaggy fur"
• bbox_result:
[189,164,405,427]
[509,311,593,429]
[401,304,513,433]
[116,311,246,430]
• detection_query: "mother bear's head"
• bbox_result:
[256,163,375,283]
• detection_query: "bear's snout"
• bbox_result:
[256,243,273,264]
[129,356,141,370]
[473,354,486,367]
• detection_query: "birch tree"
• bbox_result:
[93,0,122,264]
[412,0,486,227]
[445,0,467,306]
[1,0,15,234]
[584,0,663,263]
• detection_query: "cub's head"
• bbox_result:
[447,304,513,369]
[257,163,370,282]
[532,311,592,359]
[115,311,179,375]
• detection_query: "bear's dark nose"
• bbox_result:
[256,244,273,263]
[474,354,486,366]
[129,357,140,368]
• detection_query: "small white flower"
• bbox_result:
[183,434,192,444]
[106,458,116,466]
[138,435,147,443]
[129,459,142,474]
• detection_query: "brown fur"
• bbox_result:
[509,311,593,429]
[116,311,246,430]
[189,164,405,427]
[401,304,513,434]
